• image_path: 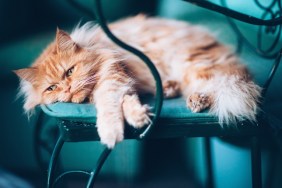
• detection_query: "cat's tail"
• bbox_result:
[210,75,262,125]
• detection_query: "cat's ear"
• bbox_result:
[13,67,37,83]
[56,28,79,53]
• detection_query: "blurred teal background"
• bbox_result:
[1,0,282,187]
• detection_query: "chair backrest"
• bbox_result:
[183,0,282,57]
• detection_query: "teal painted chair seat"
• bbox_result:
[41,97,216,141]
[41,97,214,123]
[41,95,260,143]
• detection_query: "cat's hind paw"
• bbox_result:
[163,80,181,98]
[186,93,211,113]
[122,94,152,129]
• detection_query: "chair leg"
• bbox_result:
[205,137,214,188]
[86,148,112,188]
[47,136,65,188]
[251,136,262,188]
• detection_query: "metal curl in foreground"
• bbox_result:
[93,0,163,139]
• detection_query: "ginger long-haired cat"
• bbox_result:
[14,15,261,148]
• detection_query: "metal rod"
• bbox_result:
[47,136,65,188]
[205,137,215,188]
[220,0,281,58]
[183,0,282,26]
[251,136,262,188]
[86,148,112,188]
[53,170,90,187]
[264,150,277,188]
[262,49,282,97]
[93,0,163,139]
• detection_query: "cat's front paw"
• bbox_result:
[122,95,152,128]
[97,120,124,148]
[99,131,124,149]
[186,93,211,113]
[125,104,151,128]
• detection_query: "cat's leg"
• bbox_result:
[93,76,134,148]
[122,94,151,128]
[163,80,181,98]
[186,93,212,113]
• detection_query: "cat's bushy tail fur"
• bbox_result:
[209,75,261,125]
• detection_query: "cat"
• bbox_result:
[14,14,261,148]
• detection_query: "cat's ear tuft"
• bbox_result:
[56,28,79,53]
[13,68,37,83]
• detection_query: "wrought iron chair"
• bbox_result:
[37,0,282,187]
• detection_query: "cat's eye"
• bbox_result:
[66,67,74,77]
[46,85,57,92]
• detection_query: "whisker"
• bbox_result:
[72,75,99,93]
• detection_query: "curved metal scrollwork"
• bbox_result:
[255,0,282,56]
[221,0,282,58]
[184,0,282,26]
[184,0,282,58]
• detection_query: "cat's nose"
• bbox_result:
[64,86,71,93]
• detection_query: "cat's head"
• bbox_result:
[14,29,98,113]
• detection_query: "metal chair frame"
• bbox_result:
[34,0,282,187]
